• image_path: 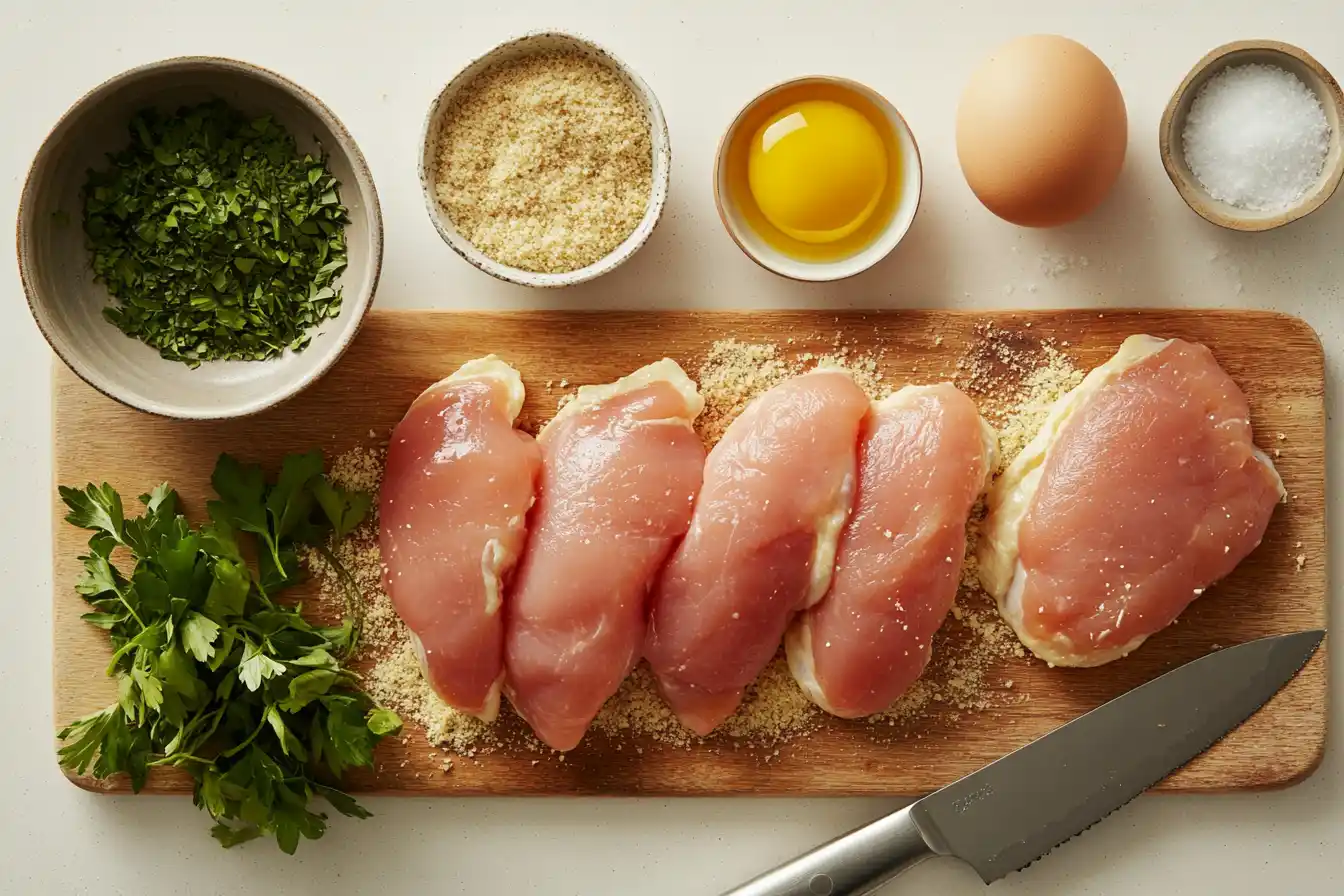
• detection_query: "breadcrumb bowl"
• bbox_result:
[419,32,671,287]
[1160,40,1344,232]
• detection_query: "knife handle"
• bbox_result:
[719,805,937,896]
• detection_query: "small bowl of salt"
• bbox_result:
[1160,39,1344,231]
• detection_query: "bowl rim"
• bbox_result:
[417,29,671,288]
[711,74,924,282]
[16,54,384,420]
[1159,39,1344,232]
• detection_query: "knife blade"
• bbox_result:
[722,630,1325,896]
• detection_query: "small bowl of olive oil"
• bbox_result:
[713,75,922,282]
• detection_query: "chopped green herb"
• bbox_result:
[81,100,349,367]
[56,451,399,854]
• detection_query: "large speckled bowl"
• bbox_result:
[18,56,383,419]
[419,32,671,288]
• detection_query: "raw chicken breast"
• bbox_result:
[504,360,705,751]
[787,384,997,718]
[380,356,541,721]
[645,368,870,735]
[979,335,1284,667]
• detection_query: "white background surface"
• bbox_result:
[0,1,1338,893]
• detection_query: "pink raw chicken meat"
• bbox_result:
[787,384,997,718]
[379,356,541,721]
[505,360,706,751]
[645,368,870,735]
[978,335,1285,667]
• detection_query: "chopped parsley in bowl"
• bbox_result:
[19,56,382,419]
[83,100,350,367]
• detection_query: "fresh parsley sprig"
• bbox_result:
[57,451,398,854]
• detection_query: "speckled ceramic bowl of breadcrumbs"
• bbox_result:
[419,32,670,288]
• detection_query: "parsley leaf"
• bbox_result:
[181,612,220,662]
[310,476,371,541]
[208,455,271,544]
[267,451,324,542]
[60,483,126,543]
[238,640,286,692]
[204,557,249,619]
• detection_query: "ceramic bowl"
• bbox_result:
[420,32,670,288]
[1160,40,1344,231]
[713,76,922,282]
[17,56,382,420]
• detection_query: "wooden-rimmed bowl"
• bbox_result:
[419,31,670,288]
[17,56,383,419]
[1160,40,1344,232]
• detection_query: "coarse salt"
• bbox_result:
[1182,63,1330,212]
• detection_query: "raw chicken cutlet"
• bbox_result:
[979,335,1285,667]
[645,368,870,735]
[505,360,705,751]
[788,384,997,718]
[379,356,541,721]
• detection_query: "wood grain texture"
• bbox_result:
[53,309,1328,797]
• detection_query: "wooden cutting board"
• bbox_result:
[53,309,1327,796]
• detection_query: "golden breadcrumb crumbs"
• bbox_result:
[591,663,693,747]
[955,322,1083,471]
[434,51,652,274]
[695,339,792,444]
[719,658,822,741]
[694,337,891,445]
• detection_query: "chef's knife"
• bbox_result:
[722,629,1325,896]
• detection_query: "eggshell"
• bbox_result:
[957,34,1128,227]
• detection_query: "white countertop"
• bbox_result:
[1,1,1338,893]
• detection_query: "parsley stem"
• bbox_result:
[220,713,269,759]
[150,752,214,768]
[313,543,363,657]
[183,706,229,757]
[269,542,288,584]
[115,585,146,630]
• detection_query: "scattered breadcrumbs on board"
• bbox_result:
[301,325,1083,763]
[954,321,1084,469]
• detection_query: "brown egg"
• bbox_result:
[957,35,1127,227]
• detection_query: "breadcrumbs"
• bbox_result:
[434,51,652,273]
[955,322,1083,470]
[694,337,891,445]
[695,339,792,444]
